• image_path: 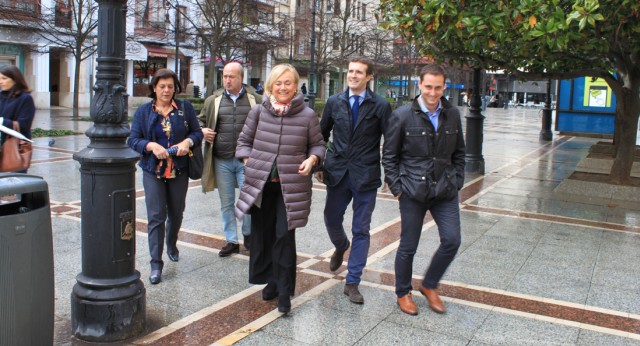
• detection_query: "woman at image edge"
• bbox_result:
[235,64,325,313]
[127,68,203,285]
[0,65,36,173]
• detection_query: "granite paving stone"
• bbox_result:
[471,312,580,345]
[506,271,592,304]
[258,303,381,346]
[235,330,314,346]
[355,320,470,346]
[586,283,640,315]
[576,329,640,346]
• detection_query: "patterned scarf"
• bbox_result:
[153,100,179,179]
[269,94,291,116]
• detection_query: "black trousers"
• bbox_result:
[249,182,297,297]
[143,171,188,271]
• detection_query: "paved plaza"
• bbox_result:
[25,106,640,345]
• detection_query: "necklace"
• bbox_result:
[156,103,172,116]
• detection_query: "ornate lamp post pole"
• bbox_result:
[71,0,146,341]
[465,68,486,174]
[307,0,317,108]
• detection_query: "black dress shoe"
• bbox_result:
[167,252,179,262]
[278,295,291,313]
[243,235,251,251]
[149,270,162,284]
[262,282,278,301]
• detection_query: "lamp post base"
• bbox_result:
[539,129,553,141]
[71,278,146,342]
[465,158,485,174]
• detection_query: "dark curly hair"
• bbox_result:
[147,68,182,99]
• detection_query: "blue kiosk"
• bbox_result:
[556,77,616,136]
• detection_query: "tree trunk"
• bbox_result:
[206,63,216,97]
[609,83,640,184]
[73,50,81,118]
[206,47,217,97]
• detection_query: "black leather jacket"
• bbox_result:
[382,96,465,202]
[320,88,392,191]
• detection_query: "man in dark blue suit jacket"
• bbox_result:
[315,57,392,304]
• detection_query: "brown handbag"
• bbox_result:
[0,121,32,172]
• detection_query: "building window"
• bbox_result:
[333,31,340,50]
[258,6,274,24]
[55,0,71,28]
[295,30,305,55]
[362,4,366,21]
[0,55,16,68]
[334,0,340,15]
[326,1,332,13]
[0,0,39,18]
[137,0,165,28]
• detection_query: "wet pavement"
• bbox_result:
[25,106,640,345]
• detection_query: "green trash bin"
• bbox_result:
[0,173,54,346]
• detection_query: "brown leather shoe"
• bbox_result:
[343,283,364,304]
[397,293,418,315]
[329,240,350,272]
[219,242,239,257]
[419,285,446,313]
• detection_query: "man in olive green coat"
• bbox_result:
[198,62,262,256]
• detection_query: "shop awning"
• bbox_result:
[143,44,184,59]
[125,40,147,61]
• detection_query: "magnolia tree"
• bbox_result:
[379,0,640,184]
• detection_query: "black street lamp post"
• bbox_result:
[465,68,486,174]
[540,79,553,141]
[174,0,180,75]
[71,0,146,341]
[307,0,317,109]
[397,48,404,107]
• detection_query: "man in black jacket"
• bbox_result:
[382,64,465,316]
[315,57,392,304]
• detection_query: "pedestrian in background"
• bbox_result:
[300,82,307,95]
[0,65,35,173]
[128,68,203,285]
[315,57,392,304]
[235,64,325,313]
[382,64,465,316]
[198,62,262,257]
[185,80,195,97]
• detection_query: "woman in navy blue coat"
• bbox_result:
[0,65,35,173]
[128,69,202,284]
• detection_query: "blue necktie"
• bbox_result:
[351,95,360,127]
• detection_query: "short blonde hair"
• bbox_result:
[264,64,300,96]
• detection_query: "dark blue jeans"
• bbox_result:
[395,193,461,297]
[324,172,377,285]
